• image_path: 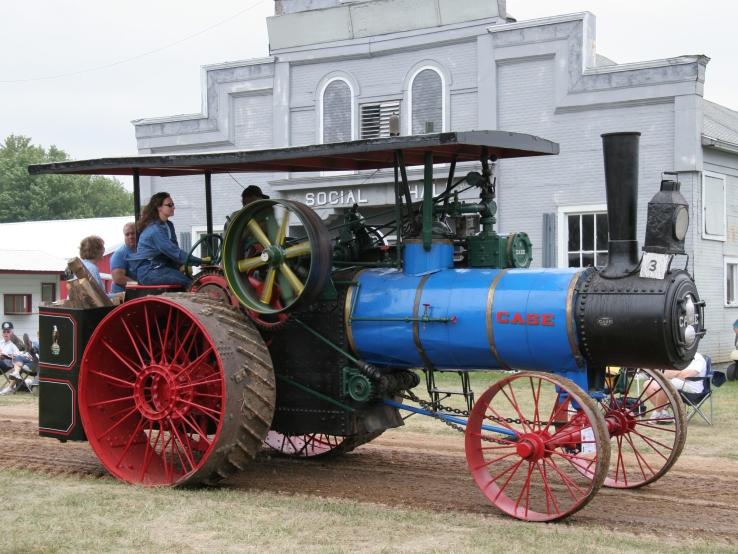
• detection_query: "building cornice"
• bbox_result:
[487,12,590,33]
[702,135,738,155]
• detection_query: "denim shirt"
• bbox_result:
[130,221,201,273]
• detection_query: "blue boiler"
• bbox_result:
[346,242,585,377]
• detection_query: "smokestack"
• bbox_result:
[600,132,641,279]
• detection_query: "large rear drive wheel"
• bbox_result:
[79,294,275,486]
[465,372,609,522]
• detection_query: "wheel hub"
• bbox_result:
[133,365,191,421]
[515,433,548,461]
[605,406,637,437]
[260,245,285,266]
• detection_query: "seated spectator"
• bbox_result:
[130,192,207,287]
[0,321,34,395]
[110,222,138,293]
[79,235,106,289]
[0,320,25,351]
[645,352,707,421]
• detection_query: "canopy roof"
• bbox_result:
[28,131,559,178]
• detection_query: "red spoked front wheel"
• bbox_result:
[79,294,275,486]
[465,372,609,522]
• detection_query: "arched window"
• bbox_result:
[321,79,352,143]
[410,68,443,134]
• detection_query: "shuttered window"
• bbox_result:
[411,69,443,134]
[41,283,56,303]
[4,294,32,315]
[360,100,400,139]
[322,80,352,143]
[726,258,738,306]
[703,172,726,240]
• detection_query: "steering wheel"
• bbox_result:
[184,233,223,277]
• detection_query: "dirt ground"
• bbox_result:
[1,403,736,545]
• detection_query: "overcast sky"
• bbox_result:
[1,0,736,181]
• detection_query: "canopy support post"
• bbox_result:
[205,172,213,237]
[133,170,141,223]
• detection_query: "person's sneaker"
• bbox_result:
[650,409,666,421]
[0,384,16,395]
[8,368,21,380]
[650,409,673,425]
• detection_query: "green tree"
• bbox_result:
[0,135,133,222]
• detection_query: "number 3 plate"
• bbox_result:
[639,252,670,279]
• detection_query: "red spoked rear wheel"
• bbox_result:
[465,372,609,522]
[264,432,346,457]
[79,294,275,486]
[188,269,240,310]
[263,430,383,458]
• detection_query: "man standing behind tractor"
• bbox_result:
[110,222,138,293]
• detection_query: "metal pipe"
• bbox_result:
[442,155,457,213]
[600,132,641,278]
[350,316,454,323]
[423,151,433,250]
[382,399,515,436]
[394,152,404,268]
[397,150,414,223]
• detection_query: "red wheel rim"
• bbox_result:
[264,431,345,457]
[465,372,608,522]
[79,297,226,486]
[594,367,686,488]
[189,272,240,310]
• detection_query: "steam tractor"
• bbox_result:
[29,130,705,521]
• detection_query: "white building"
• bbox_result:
[0,249,66,339]
[131,0,738,363]
[0,216,132,337]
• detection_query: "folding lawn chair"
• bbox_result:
[679,355,726,425]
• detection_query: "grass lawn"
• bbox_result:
[0,469,732,554]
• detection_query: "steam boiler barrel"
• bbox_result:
[345,268,585,373]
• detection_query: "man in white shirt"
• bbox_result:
[1,321,32,395]
[646,352,707,422]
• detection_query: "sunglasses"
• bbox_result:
[163,203,175,208]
